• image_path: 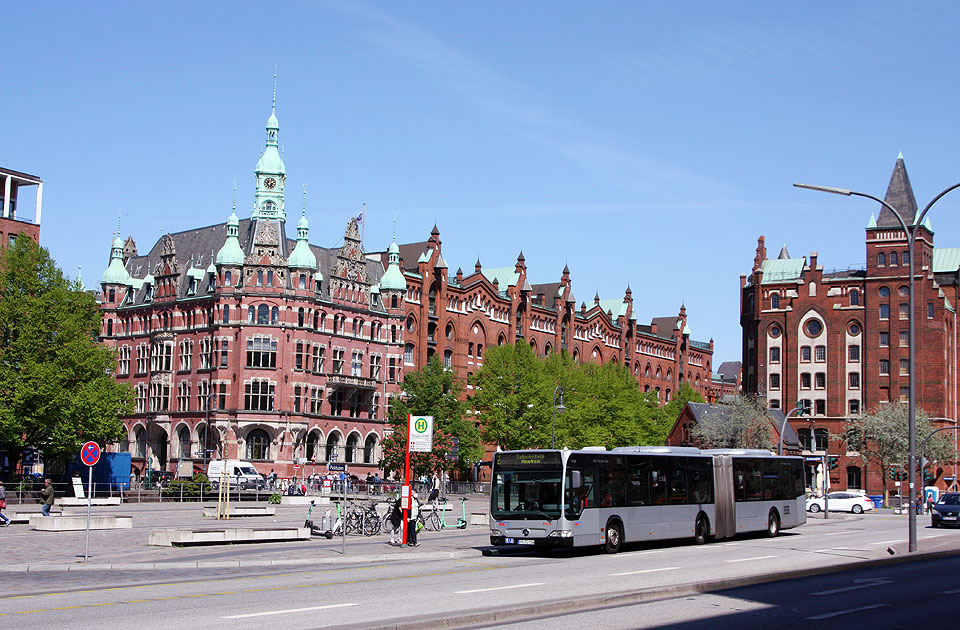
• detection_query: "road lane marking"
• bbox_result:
[807,604,890,620]
[455,583,544,594]
[870,540,902,545]
[725,555,778,563]
[811,578,892,595]
[610,567,680,576]
[223,603,358,619]
[941,588,960,594]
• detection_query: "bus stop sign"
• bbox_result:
[80,442,101,467]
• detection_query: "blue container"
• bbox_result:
[869,495,884,509]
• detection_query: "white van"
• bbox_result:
[206,460,264,490]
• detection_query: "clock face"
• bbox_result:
[264,177,277,190]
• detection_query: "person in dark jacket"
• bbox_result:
[0,480,9,526]
[40,478,55,516]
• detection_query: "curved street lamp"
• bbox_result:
[552,386,566,449]
[794,179,960,552]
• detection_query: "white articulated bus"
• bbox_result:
[489,446,805,553]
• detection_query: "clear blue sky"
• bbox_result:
[5,2,960,364]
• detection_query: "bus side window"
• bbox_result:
[565,467,595,516]
[627,458,651,506]
[650,465,667,505]
[688,458,713,504]
[668,458,686,504]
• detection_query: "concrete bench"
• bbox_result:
[33,515,133,531]
[148,527,310,547]
[202,505,276,518]
[59,497,122,507]
[8,509,63,524]
[469,512,489,526]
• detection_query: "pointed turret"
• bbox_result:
[379,241,407,292]
[877,153,918,228]
[101,234,130,286]
[778,244,790,259]
[288,189,317,271]
[216,209,246,266]
[253,72,286,221]
[867,213,877,229]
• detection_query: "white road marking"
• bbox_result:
[725,555,778,563]
[811,578,892,595]
[610,567,680,576]
[455,583,544,594]
[941,588,960,594]
[822,531,853,536]
[807,604,890,620]
[870,540,902,545]
[223,603,358,619]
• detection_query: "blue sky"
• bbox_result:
[5,2,960,364]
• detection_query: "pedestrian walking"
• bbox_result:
[40,478,55,517]
[407,492,421,547]
[387,495,402,544]
[0,481,9,526]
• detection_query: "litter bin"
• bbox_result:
[869,495,883,509]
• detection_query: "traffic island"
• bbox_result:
[33,515,133,531]
[201,505,276,517]
[148,527,311,547]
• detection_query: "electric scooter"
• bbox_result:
[456,497,468,529]
[304,500,334,539]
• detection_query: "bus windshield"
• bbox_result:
[491,452,563,521]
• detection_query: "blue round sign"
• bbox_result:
[80,441,101,466]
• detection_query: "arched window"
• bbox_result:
[298,308,305,327]
[134,426,147,459]
[404,343,414,364]
[849,290,859,306]
[271,306,279,325]
[257,270,264,286]
[902,251,910,264]
[107,319,113,336]
[177,426,191,459]
[223,305,230,323]
[878,252,886,266]
[246,429,270,461]
[225,271,232,286]
[443,349,453,369]
[266,270,274,286]
[325,433,341,462]
[771,293,780,309]
[364,434,378,464]
[345,433,360,463]
[257,304,269,324]
[391,294,398,309]
[890,251,899,266]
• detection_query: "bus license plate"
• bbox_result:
[517,539,534,545]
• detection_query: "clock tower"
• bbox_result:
[252,75,286,222]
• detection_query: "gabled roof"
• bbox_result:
[685,403,799,450]
[717,361,741,380]
[760,257,805,284]
[933,248,960,274]
[481,266,519,288]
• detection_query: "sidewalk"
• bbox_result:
[0,495,493,572]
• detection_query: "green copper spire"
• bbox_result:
[380,239,407,292]
[288,184,317,270]
[867,212,877,228]
[216,187,246,266]
[100,225,130,286]
[253,71,286,221]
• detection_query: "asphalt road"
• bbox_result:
[1,512,958,629]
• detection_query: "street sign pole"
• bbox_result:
[80,441,101,563]
[402,415,413,546]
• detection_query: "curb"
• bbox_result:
[338,545,960,630]
[0,549,481,572]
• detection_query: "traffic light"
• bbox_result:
[827,456,838,470]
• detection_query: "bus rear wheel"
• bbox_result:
[694,515,709,545]
[766,510,780,538]
[603,520,623,554]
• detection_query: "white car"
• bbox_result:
[807,492,876,514]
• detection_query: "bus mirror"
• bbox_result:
[571,470,582,488]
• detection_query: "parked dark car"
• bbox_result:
[931,493,960,527]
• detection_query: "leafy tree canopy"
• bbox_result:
[379,356,482,478]
[0,235,132,470]
[691,395,773,450]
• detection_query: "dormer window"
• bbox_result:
[188,278,197,295]
[207,274,216,292]
[144,285,153,301]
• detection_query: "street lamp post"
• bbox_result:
[777,404,803,456]
[794,180,960,552]
[552,386,566,449]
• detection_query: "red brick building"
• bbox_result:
[741,155,959,496]
[0,166,42,248]
[98,101,722,479]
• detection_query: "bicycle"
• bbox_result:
[423,497,448,531]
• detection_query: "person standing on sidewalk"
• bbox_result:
[407,492,421,547]
[40,478,55,516]
[0,481,9,526]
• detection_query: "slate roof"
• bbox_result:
[117,219,384,307]
[685,402,800,450]
[877,155,918,229]
[717,361,741,381]
[650,316,680,339]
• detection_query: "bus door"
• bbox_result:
[625,456,661,540]
[712,455,736,539]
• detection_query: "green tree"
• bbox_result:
[659,382,706,430]
[0,235,132,472]
[378,356,481,478]
[471,342,546,450]
[690,395,773,449]
[850,403,952,499]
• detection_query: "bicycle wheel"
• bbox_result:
[362,513,379,536]
[424,510,441,531]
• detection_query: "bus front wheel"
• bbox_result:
[603,519,623,554]
[766,510,780,538]
[694,515,709,545]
